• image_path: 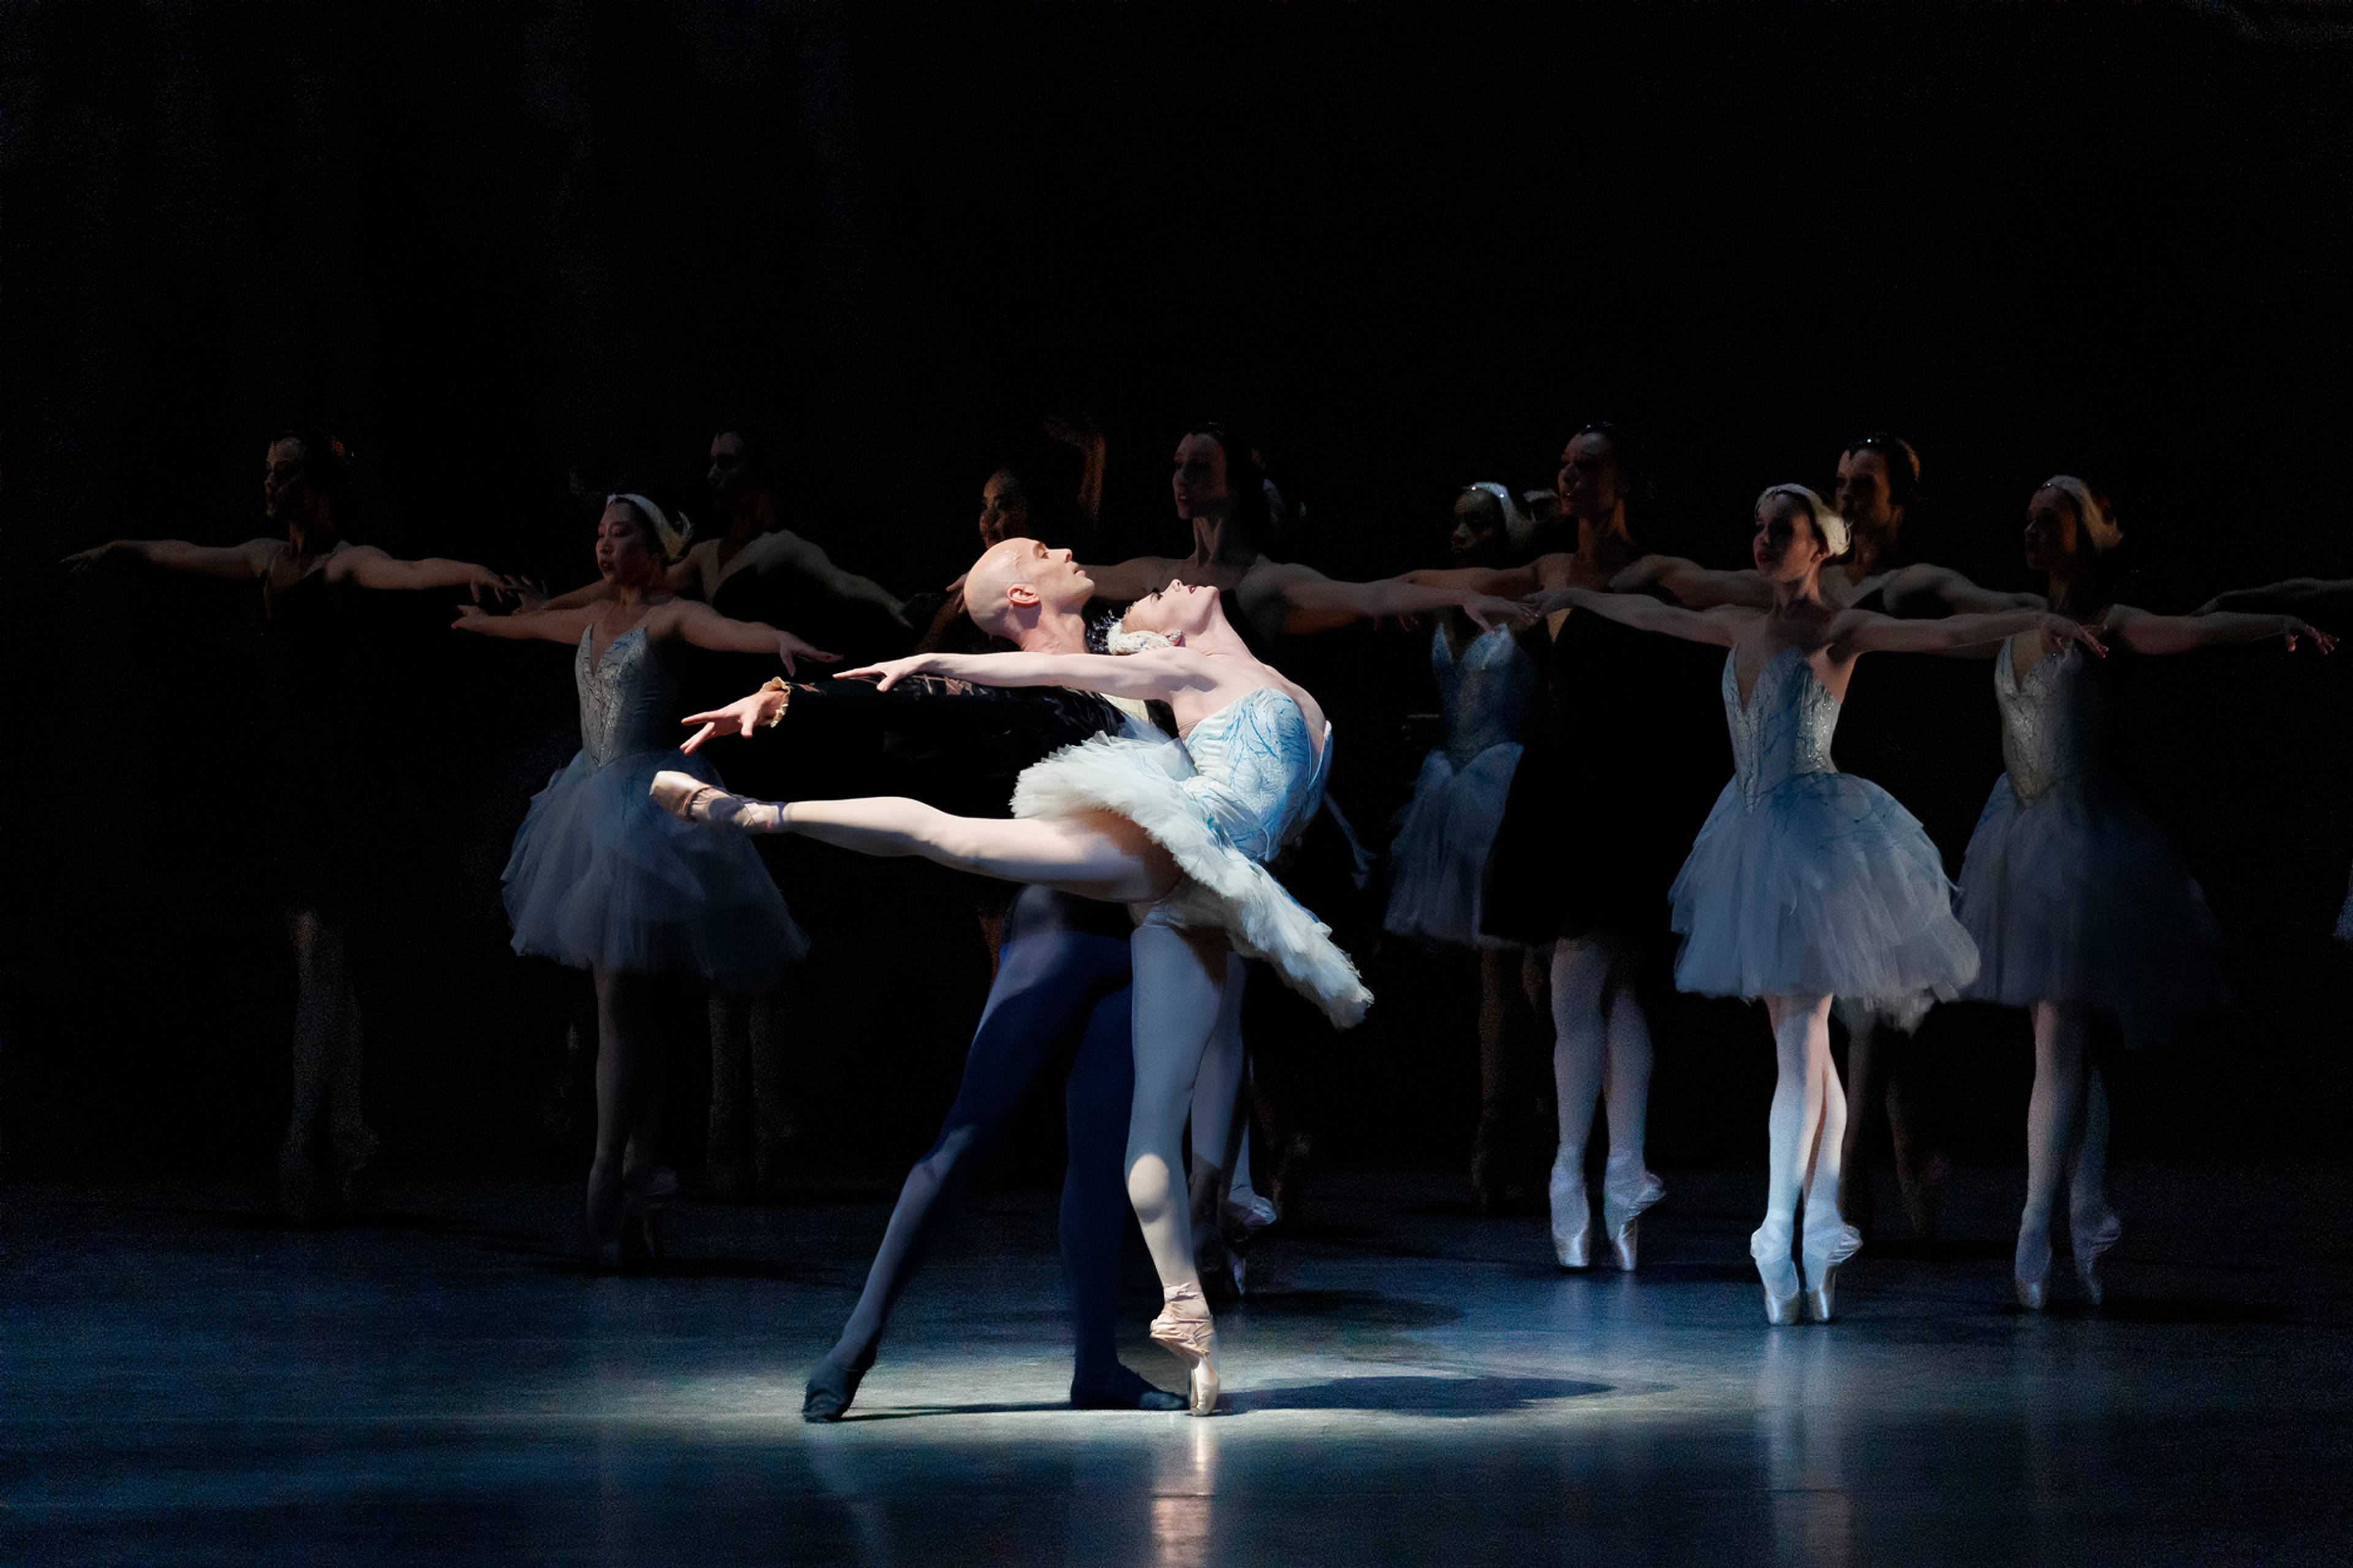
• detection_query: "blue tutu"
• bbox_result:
[502,627,805,993]
[1384,743,1523,949]
[1955,640,2229,1046]
[1671,649,1977,1024]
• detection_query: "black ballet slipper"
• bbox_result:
[1070,1364,1188,1412]
[803,1354,867,1423]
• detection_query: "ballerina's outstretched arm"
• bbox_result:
[1828,607,2108,660]
[2196,577,2353,616]
[837,646,1219,703]
[1521,584,1755,646]
[63,536,280,580]
[2099,605,2334,656]
[453,600,838,673]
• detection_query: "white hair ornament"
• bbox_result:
[1102,617,1177,655]
[1761,483,1851,558]
[1463,481,1537,550]
[2042,475,2124,553]
[608,492,694,562]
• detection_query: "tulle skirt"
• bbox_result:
[503,747,806,993]
[1957,771,2229,1047]
[1012,734,1371,1028]
[1670,771,1978,1027]
[1384,743,1523,950]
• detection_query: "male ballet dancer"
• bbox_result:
[686,536,1188,1418]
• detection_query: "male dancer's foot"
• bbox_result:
[804,1349,1186,1420]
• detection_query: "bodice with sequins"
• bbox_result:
[1993,635,2108,801]
[574,627,682,765]
[1722,646,1842,806]
[1179,687,1333,862]
[1431,624,1538,768]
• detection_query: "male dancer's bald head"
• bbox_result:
[964,536,1096,648]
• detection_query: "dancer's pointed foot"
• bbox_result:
[1548,1156,1591,1269]
[1147,1282,1221,1416]
[1800,1204,1863,1322]
[2071,1205,2122,1307]
[1602,1151,1664,1271]
[803,1350,871,1422]
[1070,1364,1188,1412]
[1751,1219,1801,1325]
[2014,1224,2054,1311]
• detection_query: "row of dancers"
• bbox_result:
[65,419,2344,1417]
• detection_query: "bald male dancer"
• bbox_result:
[691,536,1189,1418]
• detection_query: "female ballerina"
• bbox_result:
[656,577,1371,1414]
[455,493,832,1265]
[1401,423,1691,1262]
[1529,485,2105,1324]
[64,429,519,1221]
[1957,478,2332,1308]
[1384,483,1544,1187]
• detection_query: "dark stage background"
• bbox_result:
[5,2,2351,1189]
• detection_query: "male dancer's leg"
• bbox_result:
[1059,964,1183,1409]
[804,889,1169,1419]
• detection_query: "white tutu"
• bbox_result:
[1383,743,1522,949]
[1670,772,1979,1026]
[1012,689,1370,1028]
[504,746,806,993]
[1957,773,2229,1047]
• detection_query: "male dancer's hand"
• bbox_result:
[680,686,789,754]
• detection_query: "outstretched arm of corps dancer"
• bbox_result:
[63,536,279,580]
[1248,559,1534,635]
[1523,584,1754,647]
[2101,604,2334,656]
[838,646,1214,703]
[2196,576,2353,615]
[1828,607,2106,659]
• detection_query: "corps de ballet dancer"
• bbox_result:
[1403,424,1688,1265]
[1382,483,1544,1199]
[656,572,1373,1414]
[64,428,521,1222]
[1529,484,2105,1324]
[1955,477,2333,1308]
[453,493,833,1266]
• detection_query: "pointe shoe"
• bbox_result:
[1751,1221,1802,1326]
[2071,1206,2122,1307]
[1548,1159,1591,1269]
[2014,1229,2054,1311]
[1602,1153,1665,1271]
[1800,1206,1863,1323]
[1148,1283,1222,1416]
[1221,1194,1278,1298]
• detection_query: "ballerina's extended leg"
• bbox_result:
[1599,964,1662,1269]
[1798,1012,1860,1321]
[1757,994,1836,1324]
[2018,1001,2091,1309]
[2067,1066,2121,1305]
[1547,938,1608,1267]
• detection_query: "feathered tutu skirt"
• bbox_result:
[1670,772,1978,1027]
[1012,735,1372,1028]
[1956,772,2229,1047]
[1384,743,1523,949]
[503,746,806,993]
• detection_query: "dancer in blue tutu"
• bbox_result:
[455,493,835,1267]
[1529,484,2105,1324]
[1965,479,2333,1309]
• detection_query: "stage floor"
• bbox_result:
[7,1161,2350,1564]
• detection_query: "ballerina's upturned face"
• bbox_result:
[978,470,1029,549]
[596,502,664,586]
[2022,487,2083,573]
[1172,435,1232,521]
[1752,493,1828,581]
[1833,449,1898,536]
[1123,578,1218,641]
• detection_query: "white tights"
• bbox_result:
[2019,1001,2114,1271]
[1548,937,1654,1183]
[1762,993,1846,1236]
[1124,922,1232,1292]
